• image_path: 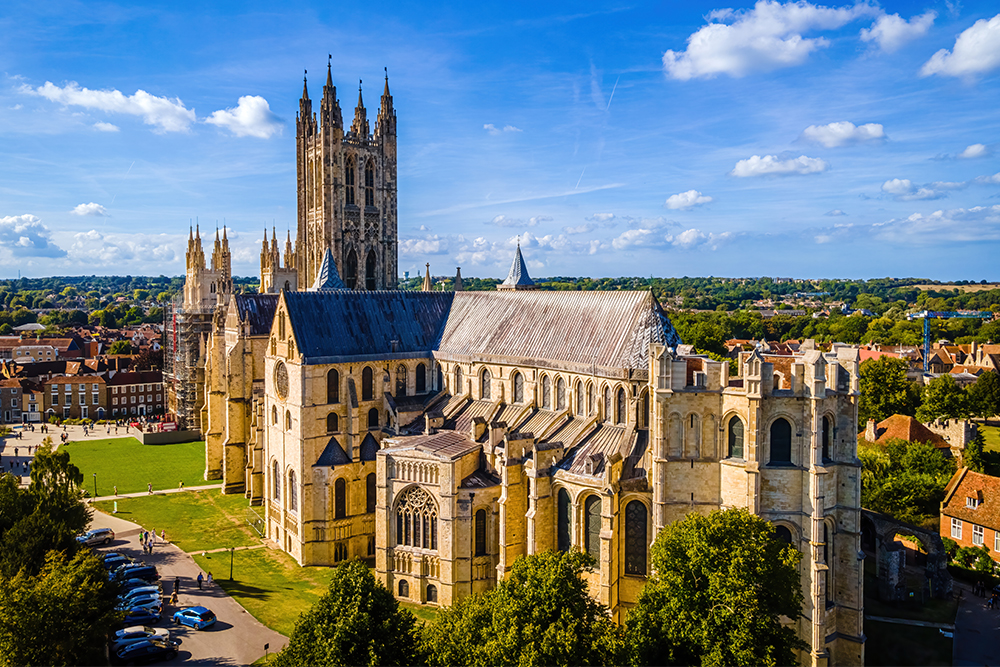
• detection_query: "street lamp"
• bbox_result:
[93,472,97,499]
[229,546,234,581]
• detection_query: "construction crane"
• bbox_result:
[905,310,993,372]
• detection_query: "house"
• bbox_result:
[106,371,165,418]
[941,469,1000,560]
[0,378,21,424]
[41,376,107,421]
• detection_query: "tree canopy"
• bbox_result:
[859,357,920,424]
[626,508,806,667]
[917,374,971,422]
[968,371,1000,419]
[858,438,956,528]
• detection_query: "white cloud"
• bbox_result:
[873,205,1000,243]
[93,121,119,132]
[731,154,828,177]
[27,81,196,133]
[587,212,616,223]
[665,189,713,210]
[66,230,177,264]
[71,202,108,217]
[825,209,847,216]
[959,143,990,159]
[490,215,542,228]
[667,228,735,250]
[528,216,552,225]
[0,214,66,258]
[205,96,282,139]
[800,121,885,147]
[860,11,936,52]
[400,235,448,255]
[612,228,663,250]
[484,123,522,136]
[563,223,596,234]
[662,0,878,80]
[881,178,914,195]
[881,178,947,201]
[921,14,1000,78]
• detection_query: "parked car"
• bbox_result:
[76,527,115,546]
[118,586,162,603]
[118,607,162,628]
[113,637,180,665]
[101,551,129,562]
[117,578,158,594]
[172,606,216,630]
[116,594,162,612]
[110,626,171,653]
[103,555,134,571]
[113,565,159,582]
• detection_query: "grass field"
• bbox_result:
[62,437,216,495]
[865,620,953,666]
[94,490,260,552]
[981,425,1000,452]
[912,283,1000,293]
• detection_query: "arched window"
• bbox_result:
[475,509,487,556]
[366,249,377,291]
[587,383,595,415]
[272,460,280,500]
[416,363,426,393]
[603,386,611,421]
[327,412,339,433]
[584,495,601,559]
[364,160,375,207]
[396,364,407,397]
[327,369,339,404]
[575,381,583,415]
[513,372,524,404]
[368,407,379,429]
[345,156,356,206]
[426,584,437,603]
[542,376,551,409]
[335,477,346,519]
[366,473,377,514]
[728,416,744,459]
[285,410,292,430]
[345,249,358,290]
[770,418,792,465]
[362,366,374,401]
[288,470,297,512]
[641,392,650,428]
[271,405,277,425]
[556,377,566,410]
[616,387,626,424]
[395,486,438,551]
[822,416,832,461]
[775,525,793,545]
[481,369,491,400]
[624,500,647,575]
[398,580,409,597]
[557,489,571,552]
[455,366,464,394]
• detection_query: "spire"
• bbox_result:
[422,263,432,292]
[377,66,395,137]
[195,223,200,240]
[384,67,390,97]
[351,78,369,138]
[454,267,464,292]
[309,248,347,291]
[189,225,193,241]
[223,225,228,242]
[321,54,342,130]
[298,69,314,135]
[497,241,537,290]
[327,56,333,87]
[302,70,309,100]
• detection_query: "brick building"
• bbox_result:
[0,378,22,424]
[42,376,107,421]
[106,371,165,418]
[941,468,1000,558]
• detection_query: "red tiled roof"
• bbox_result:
[942,469,1000,532]
[869,414,949,448]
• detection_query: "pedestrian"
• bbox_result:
[207,572,213,586]
[113,485,118,496]
[13,448,17,457]
[179,480,184,489]
[170,590,178,606]
[147,482,152,494]
[197,572,203,589]
[150,528,156,544]
[161,529,165,542]
[174,577,180,594]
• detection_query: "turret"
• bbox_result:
[376,68,396,139]
[321,56,343,130]
[454,267,463,292]
[422,263,432,292]
[284,230,295,269]
[297,71,316,138]
[350,80,369,139]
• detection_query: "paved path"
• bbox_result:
[866,615,955,630]
[953,582,1000,666]
[1,423,144,483]
[90,510,288,665]
[90,484,221,502]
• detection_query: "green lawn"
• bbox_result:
[61,437,216,495]
[865,620,952,666]
[981,425,1000,452]
[94,490,260,552]
[864,558,959,625]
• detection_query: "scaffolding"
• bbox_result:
[163,295,215,432]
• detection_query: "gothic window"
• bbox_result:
[334,542,348,562]
[416,363,426,393]
[364,160,375,207]
[557,489,571,552]
[770,418,792,465]
[210,283,216,294]
[616,388,626,425]
[481,368,491,400]
[366,250,377,291]
[271,405,277,425]
[288,470,297,512]
[641,391,650,428]
[774,525,793,545]
[335,478,346,519]
[327,412,339,433]
[327,369,339,404]
[345,156,356,206]
[575,381,583,415]
[345,250,358,289]
[366,473,377,514]
[362,366,374,401]
[728,416,745,459]
[513,372,524,404]
[587,383,595,415]
[395,486,438,551]
[584,495,601,559]
[368,407,379,429]
[455,366,464,394]
[556,377,566,410]
[603,386,611,421]
[285,410,292,430]
[542,376,551,409]
[368,536,376,556]
[272,460,280,500]
[822,416,832,461]
[475,509,487,556]
[624,500,647,575]
[427,584,437,603]
[398,580,409,597]
[396,365,407,397]
[284,280,290,291]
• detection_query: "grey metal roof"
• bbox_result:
[501,244,534,287]
[359,433,379,461]
[556,424,629,477]
[314,436,350,467]
[233,294,279,336]
[284,291,454,362]
[381,431,479,460]
[309,249,347,291]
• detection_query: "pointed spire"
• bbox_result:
[302,69,309,100]
[195,223,200,240]
[309,248,347,291]
[498,242,537,290]
[454,267,464,292]
[327,55,333,87]
[223,225,227,241]
[189,225,193,241]
[384,67,390,97]
[351,78,369,138]
[422,263,432,292]
[357,79,364,108]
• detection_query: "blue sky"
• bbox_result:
[1,0,999,281]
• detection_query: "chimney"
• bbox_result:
[424,414,436,436]
[471,416,487,441]
[864,418,877,442]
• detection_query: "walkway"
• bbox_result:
[90,484,220,503]
[954,581,1000,666]
[1,423,144,483]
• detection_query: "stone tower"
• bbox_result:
[260,228,298,294]
[183,225,232,310]
[296,61,398,291]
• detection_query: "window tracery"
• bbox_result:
[395,486,438,551]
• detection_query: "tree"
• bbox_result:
[963,432,986,474]
[423,550,624,667]
[916,374,970,422]
[968,371,1000,419]
[107,340,132,355]
[858,439,955,528]
[0,550,121,667]
[626,508,806,667]
[859,357,918,424]
[271,560,422,667]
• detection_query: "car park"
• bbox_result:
[110,626,171,653]
[116,595,162,612]
[76,528,115,546]
[117,578,157,594]
[103,555,133,570]
[113,565,159,582]
[119,586,162,603]
[113,637,180,665]
[118,607,161,628]
[172,606,216,630]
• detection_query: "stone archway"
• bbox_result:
[862,509,952,601]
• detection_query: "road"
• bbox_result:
[90,510,288,665]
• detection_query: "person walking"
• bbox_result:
[147,482,152,494]
[174,577,180,595]
[207,572,213,586]
[160,529,165,542]
[113,485,118,496]
[197,572,203,589]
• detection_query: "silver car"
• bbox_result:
[76,527,115,546]
[110,625,171,653]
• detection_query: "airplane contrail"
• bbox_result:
[606,76,620,111]
[109,161,135,206]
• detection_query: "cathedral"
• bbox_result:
[180,64,865,666]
